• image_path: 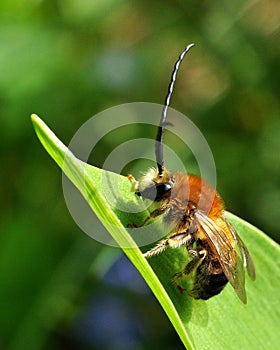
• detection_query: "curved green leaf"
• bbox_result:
[31,114,280,350]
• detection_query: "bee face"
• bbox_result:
[133,44,255,303]
[136,167,174,202]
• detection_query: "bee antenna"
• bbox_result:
[156,43,195,176]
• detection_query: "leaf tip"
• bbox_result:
[30,113,40,123]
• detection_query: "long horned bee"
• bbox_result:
[133,44,256,303]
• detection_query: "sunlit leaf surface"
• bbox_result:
[32,114,280,350]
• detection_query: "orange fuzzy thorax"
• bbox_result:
[171,173,224,220]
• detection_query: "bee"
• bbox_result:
[133,44,256,303]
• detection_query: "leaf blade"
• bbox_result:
[31,114,194,349]
[31,114,280,350]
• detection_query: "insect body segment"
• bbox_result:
[134,44,255,303]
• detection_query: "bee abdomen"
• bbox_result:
[190,262,228,300]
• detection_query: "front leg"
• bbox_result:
[129,206,167,228]
[126,174,139,192]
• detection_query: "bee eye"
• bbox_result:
[138,183,172,201]
[155,183,172,198]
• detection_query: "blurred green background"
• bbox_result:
[0,0,279,349]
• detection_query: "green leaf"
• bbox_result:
[31,114,280,350]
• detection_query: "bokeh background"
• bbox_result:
[0,1,279,349]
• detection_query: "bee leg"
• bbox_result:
[128,206,166,228]
[143,232,192,258]
[126,174,139,192]
[185,249,207,275]
[143,238,170,258]
[129,206,168,229]
[173,249,207,291]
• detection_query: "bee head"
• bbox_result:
[136,167,174,202]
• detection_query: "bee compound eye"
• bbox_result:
[138,183,172,201]
[156,183,172,194]
[154,183,172,201]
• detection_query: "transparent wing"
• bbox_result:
[224,216,256,281]
[195,211,248,303]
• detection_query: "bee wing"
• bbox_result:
[224,217,256,281]
[195,211,248,303]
